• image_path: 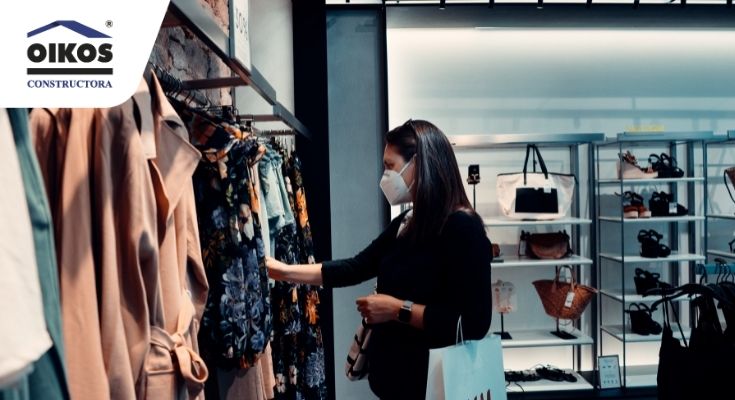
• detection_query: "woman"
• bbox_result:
[266,120,492,399]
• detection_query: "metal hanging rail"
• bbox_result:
[163,0,311,139]
[450,132,605,149]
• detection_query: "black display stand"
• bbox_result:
[551,319,577,340]
[494,313,512,340]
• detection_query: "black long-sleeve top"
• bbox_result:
[322,210,493,400]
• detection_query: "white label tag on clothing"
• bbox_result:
[669,203,677,215]
[564,292,576,308]
[543,186,552,193]
[519,240,527,256]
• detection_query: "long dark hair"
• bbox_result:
[386,119,475,243]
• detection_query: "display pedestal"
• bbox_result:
[494,313,512,340]
[550,319,577,340]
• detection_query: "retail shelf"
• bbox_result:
[601,325,690,343]
[613,131,716,143]
[506,371,594,393]
[599,215,704,224]
[707,213,735,221]
[492,255,593,268]
[623,365,659,388]
[450,132,604,149]
[599,252,705,264]
[707,250,735,260]
[600,290,694,304]
[483,217,591,227]
[597,177,704,185]
[500,329,593,348]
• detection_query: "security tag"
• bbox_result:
[564,292,576,308]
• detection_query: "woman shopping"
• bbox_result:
[266,119,493,400]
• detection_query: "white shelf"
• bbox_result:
[599,215,704,223]
[599,252,705,264]
[500,329,593,348]
[492,254,593,268]
[598,177,704,185]
[623,365,659,388]
[707,213,735,221]
[601,325,690,343]
[484,217,591,227]
[600,290,693,303]
[506,370,594,393]
[707,250,735,260]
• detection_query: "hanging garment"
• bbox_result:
[0,109,52,388]
[267,148,327,400]
[93,74,208,399]
[1,109,68,400]
[183,108,272,371]
[30,107,110,400]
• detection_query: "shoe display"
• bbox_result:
[649,153,685,178]
[638,229,671,258]
[649,191,688,217]
[634,268,672,295]
[504,370,541,383]
[729,238,734,254]
[617,151,658,180]
[619,191,652,218]
[535,366,578,383]
[626,303,662,335]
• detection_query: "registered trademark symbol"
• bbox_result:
[105,20,113,28]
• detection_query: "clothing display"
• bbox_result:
[29,74,210,400]
[322,210,492,399]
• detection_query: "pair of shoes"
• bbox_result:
[638,229,671,258]
[649,153,685,178]
[618,191,651,218]
[505,370,541,383]
[535,366,577,382]
[634,268,672,295]
[649,192,688,217]
[626,303,662,335]
[618,151,658,180]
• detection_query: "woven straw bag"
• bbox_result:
[532,266,597,320]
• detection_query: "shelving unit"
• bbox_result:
[704,131,735,266]
[454,132,603,393]
[594,131,714,388]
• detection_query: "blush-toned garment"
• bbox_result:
[30,73,209,400]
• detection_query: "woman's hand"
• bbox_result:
[266,256,290,281]
[356,294,403,324]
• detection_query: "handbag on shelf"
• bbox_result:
[725,167,735,206]
[519,230,572,260]
[496,144,576,220]
[345,318,372,381]
[532,266,597,321]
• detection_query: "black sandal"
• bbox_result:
[634,268,672,295]
[536,366,577,383]
[638,229,671,258]
[649,191,688,217]
[659,153,685,178]
[626,303,662,335]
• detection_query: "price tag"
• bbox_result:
[564,291,576,308]
[543,186,552,193]
[669,202,677,215]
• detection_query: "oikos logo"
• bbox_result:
[25,20,114,89]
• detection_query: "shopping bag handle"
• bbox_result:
[455,316,464,345]
[523,144,550,184]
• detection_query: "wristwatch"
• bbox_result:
[398,300,413,323]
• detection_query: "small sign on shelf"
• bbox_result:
[597,355,621,389]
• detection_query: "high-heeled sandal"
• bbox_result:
[650,153,685,178]
[618,151,658,180]
[626,303,662,335]
[634,268,672,295]
[649,191,688,217]
[638,229,671,258]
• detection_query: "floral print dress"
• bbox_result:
[185,110,272,371]
[267,144,328,400]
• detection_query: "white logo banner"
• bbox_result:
[0,0,170,107]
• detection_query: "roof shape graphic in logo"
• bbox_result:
[27,20,111,38]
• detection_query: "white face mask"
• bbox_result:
[380,159,414,205]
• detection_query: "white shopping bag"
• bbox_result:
[426,319,507,400]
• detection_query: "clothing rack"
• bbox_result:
[162,0,311,139]
[149,62,212,108]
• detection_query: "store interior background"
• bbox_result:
[322,3,735,399]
